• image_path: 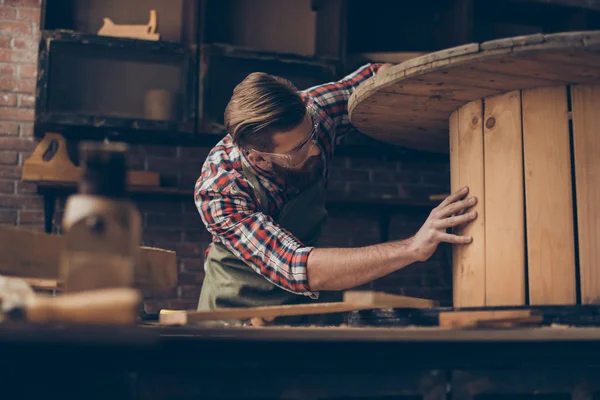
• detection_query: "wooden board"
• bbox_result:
[483,91,526,306]
[570,84,600,305]
[522,86,576,305]
[160,291,438,326]
[0,226,177,291]
[439,309,542,328]
[450,100,486,308]
[348,31,600,153]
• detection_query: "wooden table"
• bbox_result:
[2,324,600,399]
[349,31,600,309]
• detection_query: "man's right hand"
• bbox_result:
[409,186,478,262]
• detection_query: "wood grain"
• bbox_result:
[348,31,600,152]
[451,100,486,308]
[483,91,526,306]
[439,309,542,328]
[570,84,600,305]
[160,291,438,326]
[0,226,177,291]
[522,86,576,305]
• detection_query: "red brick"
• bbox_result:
[130,145,176,157]
[0,7,18,20]
[19,209,43,224]
[0,180,14,193]
[178,272,205,285]
[4,0,41,8]
[0,49,10,62]
[19,64,36,79]
[5,49,36,63]
[0,37,10,49]
[142,228,182,244]
[174,242,205,257]
[20,123,33,137]
[0,78,17,91]
[12,38,36,51]
[0,166,22,179]
[181,258,205,272]
[180,284,203,300]
[179,146,210,159]
[0,151,18,165]
[142,287,178,300]
[0,209,17,224]
[17,223,45,232]
[182,230,211,243]
[16,78,34,94]
[16,181,36,194]
[0,194,43,209]
[18,94,34,108]
[17,8,40,22]
[0,92,16,106]
[0,107,33,121]
[0,22,30,35]
[0,63,16,77]
[0,137,35,152]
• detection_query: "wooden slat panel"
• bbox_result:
[522,86,576,305]
[450,100,486,308]
[483,90,526,306]
[570,84,600,305]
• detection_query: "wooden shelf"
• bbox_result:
[36,181,439,210]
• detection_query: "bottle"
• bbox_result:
[59,141,141,293]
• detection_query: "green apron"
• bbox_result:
[197,153,343,326]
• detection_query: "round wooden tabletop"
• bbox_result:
[348,31,600,153]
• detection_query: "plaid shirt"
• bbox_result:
[195,63,382,299]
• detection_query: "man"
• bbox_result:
[194,62,478,320]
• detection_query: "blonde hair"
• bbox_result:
[224,72,306,151]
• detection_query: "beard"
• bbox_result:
[272,154,324,191]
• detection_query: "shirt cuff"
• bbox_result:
[291,246,319,300]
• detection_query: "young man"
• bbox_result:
[194,63,478,315]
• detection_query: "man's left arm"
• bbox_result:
[304,62,393,150]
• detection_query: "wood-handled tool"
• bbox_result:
[0,277,141,326]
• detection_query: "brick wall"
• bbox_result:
[0,0,453,311]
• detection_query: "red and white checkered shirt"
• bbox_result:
[194,63,382,299]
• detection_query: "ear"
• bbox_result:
[246,150,272,171]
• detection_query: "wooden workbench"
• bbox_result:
[348,31,600,310]
[2,323,600,399]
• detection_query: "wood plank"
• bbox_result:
[451,100,486,308]
[160,291,437,326]
[0,226,177,290]
[483,90,526,306]
[342,291,439,308]
[570,84,600,305]
[522,86,576,305]
[439,309,542,328]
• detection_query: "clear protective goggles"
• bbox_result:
[250,111,319,168]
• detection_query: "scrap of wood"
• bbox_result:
[0,226,177,290]
[439,309,543,328]
[343,290,438,308]
[160,291,437,326]
[97,9,160,41]
[22,132,160,187]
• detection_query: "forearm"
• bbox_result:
[306,238,418,291]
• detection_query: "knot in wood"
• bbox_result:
[471,116,479,126]
[486,117,496,129]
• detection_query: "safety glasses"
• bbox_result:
[250,112,319,168]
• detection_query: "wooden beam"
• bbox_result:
[160,291,438,326]
[0,226,177,290]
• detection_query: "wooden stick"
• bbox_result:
[439,309,542,328]
[160,291,437,326]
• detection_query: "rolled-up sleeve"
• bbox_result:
[195,174,318,298]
